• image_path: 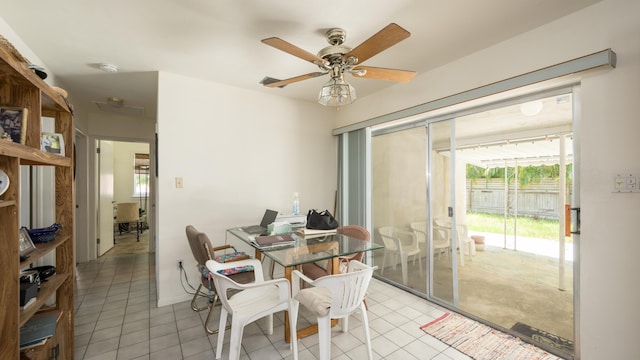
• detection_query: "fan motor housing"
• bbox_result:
[317,28,353,65]
[317,45,352,63]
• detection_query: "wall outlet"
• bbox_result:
[177,259,184,269]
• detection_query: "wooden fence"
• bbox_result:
[466,178,572,220]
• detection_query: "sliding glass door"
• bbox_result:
[448,95,575,357]
[368,89,575,358]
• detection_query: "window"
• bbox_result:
[133,153,149,197]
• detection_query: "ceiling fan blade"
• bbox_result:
[261,72,326,88]
[351,66,416,82]
[262,37,328,65]
[345,23,410,64]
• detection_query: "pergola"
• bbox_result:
[431,93,574,290]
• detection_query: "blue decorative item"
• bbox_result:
[27,223,62,243]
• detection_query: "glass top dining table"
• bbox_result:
[226,227,383,269]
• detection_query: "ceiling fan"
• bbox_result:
[260,23,416,107]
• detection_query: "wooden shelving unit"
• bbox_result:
[0,41,74,359]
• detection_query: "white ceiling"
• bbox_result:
[0,0,599,120]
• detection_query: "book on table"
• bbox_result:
[254,234,295,248]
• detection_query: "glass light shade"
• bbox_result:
[318,77,356,107]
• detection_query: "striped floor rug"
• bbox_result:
[421,312,562,360]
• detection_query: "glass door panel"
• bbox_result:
[450,94,575,357]
[371,126,427,292]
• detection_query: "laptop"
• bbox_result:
[241,209,278,235]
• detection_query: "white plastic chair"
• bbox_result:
[410,221,451,260]
[378,226,422,285]
[291,260,375,360]
[205,258,298,360]
[455,224,476,266]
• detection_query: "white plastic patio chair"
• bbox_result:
[205,258,298,360]
[410,221,451,260]
[378,226,422,285]
[455,224,476,266]
[291,260,375,360]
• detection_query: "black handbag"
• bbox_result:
[306,209,339,230]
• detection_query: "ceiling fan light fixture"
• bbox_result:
[318,76,356,107]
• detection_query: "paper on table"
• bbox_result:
[295,228,337,237]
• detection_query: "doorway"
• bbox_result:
[96,139,152,258]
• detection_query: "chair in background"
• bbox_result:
[432,226,452,260]
[185,225,254,334]
[115,202,141,241]
[410,221,451,260]
[206,258,298,360]
[291,260,375,360]
[378,226,422,285]
[301,225,370,279]
[455,224,476,266]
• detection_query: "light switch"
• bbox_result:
[613,173,639,193]
[175,177,183,188]
[626,177,636,190]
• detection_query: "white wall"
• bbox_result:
[156,72,336,306]
[88,112,155,141]
[336,1,640,359]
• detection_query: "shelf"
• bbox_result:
[19,309,66,360]
[0,38,74,359]
[0,47,70,113]
[19,272,70,327]
[0,199,16,208]
[19,235,70,269]
[0,141,71,167]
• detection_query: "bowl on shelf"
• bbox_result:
[27,223,62,243]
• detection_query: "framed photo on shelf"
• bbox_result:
[0,106,28,144]
[41,132,65,156]
[19,227,36,257]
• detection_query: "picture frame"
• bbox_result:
[19,227,36,257]
[0,106,28,144]
[40,132,65,156]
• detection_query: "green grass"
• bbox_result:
[466,211,572,242]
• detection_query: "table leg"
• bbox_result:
[284,266,293,343]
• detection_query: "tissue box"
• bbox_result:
[267,221,292,235]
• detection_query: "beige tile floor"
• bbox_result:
[74,252,476,360]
